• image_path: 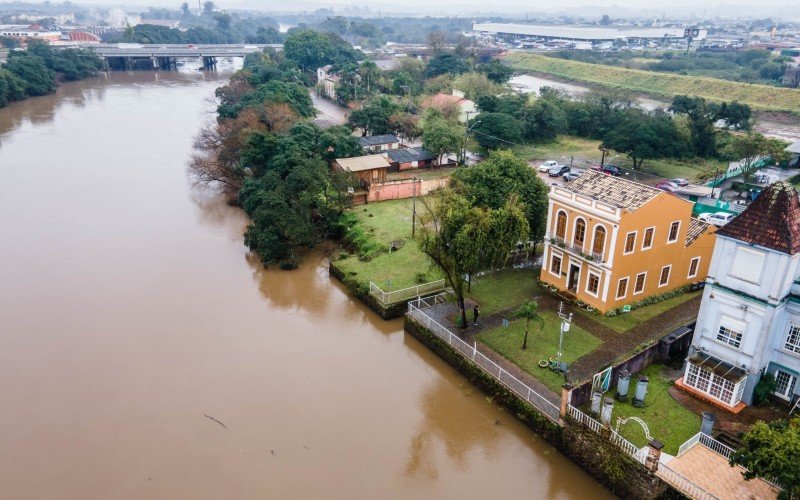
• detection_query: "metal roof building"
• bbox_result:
[473,23,707,42]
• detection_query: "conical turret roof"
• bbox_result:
[716,181,800,255]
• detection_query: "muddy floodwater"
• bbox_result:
[0,62,613,499]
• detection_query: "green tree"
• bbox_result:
[670,95,751,157]
[421,114,464,164]
[347,95,401,136]
[283,29,332,72]
[514,300,544,350]
[477,59,514,84]
[180,2,190,16]
[202,1,215,14]
[358,60,380,93]
[601,110,690,169]
[4,54,56,96]
[472,112,523,150]
[730,417,800,498]
[521,98,568,141]
[426,52,469,78]
[452,150,549,247]
[721,132,770,184]
[418,190,528,328]
[388,113,421,145]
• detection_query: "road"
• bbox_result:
[311,91,349,127]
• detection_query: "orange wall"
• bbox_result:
[540,192,715,313]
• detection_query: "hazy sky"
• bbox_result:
[39,0,800,18]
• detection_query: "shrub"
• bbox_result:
[753,373,777,406]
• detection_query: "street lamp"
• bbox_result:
[556,301,573,371]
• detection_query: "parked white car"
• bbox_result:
[698,212,735,227]
[538,160,559,172]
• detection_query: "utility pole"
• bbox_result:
[462,113,481,167]
[411,176,417,238]
[556,302,573,370]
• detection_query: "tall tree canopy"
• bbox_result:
[418,190,528,328]
[347,95,401,136]
[730,417,800,498]
[452,150,549,246]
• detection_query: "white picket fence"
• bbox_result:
[566,405,646,464]
[568,405,724,499]
[369,279,446,306]
[407,296,561,422]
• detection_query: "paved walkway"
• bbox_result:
[665,445,778,500]
[565,294,702,384]
[422,301,561,407]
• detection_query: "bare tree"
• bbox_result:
[426,31,447,55]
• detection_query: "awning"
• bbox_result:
[688,352,748,383]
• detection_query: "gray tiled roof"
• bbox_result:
[387,147,435,163]
[567,170,662,211]
[358,134,399,147]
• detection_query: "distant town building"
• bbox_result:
[681,182,800,412]
[473,23,707,46]
[0,24,62,43]
[316,65,340,101]
[540,171,716,314]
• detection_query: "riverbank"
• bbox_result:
[505,52,800,114]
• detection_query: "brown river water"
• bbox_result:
[0,62,613,499]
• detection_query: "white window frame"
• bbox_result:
[729,246,765,284]
[585,271,601,297]
[658,265,672,288]
[633,272,647,295]
[549,250,563,278]
[667,221,681,244]
[623,231,637,255]
[641,226,655,250]
[774,369,798,400]
[687,257,701,279]
[716,316,745,349]
[684,362,744,407]
[785,324,800,355]
[616,277,629,300]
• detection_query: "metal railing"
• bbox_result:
[407,297,561,422]
[567,405,646,464]
[657,464,720,500]
[546,234,605,264]
[678,432,783,491]
[369,279,446,306]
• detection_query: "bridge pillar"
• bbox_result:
[202,56,217,70]
[151,56,159,70]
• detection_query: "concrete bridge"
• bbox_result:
[83,43,282,70]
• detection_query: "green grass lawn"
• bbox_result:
[505,52,800,113]
[602,364,700,456]
[577,291,702,334]
[334,198,440,291]
[477,311,603,392]
[466,268,543,316]
[501,134,722,184]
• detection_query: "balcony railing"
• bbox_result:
[546,234,606,264]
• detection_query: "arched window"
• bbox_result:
[574,218,586,248]
[592,226,606,255]
[555,211,567,239]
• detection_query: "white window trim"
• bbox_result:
[785,324,800,356]
[715,316,745,350]
[658,265,672,287]
[687,257,701,279]
[623,231,637,255]
[548,249,563,278]
[641,226,655,250]
[633,272,647,295]
[667,221,681,244]
[585,270,601,297]
[616,276,629,300]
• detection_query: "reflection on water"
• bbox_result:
[0,61,613,498]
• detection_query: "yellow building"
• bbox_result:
[540,171,717,313]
